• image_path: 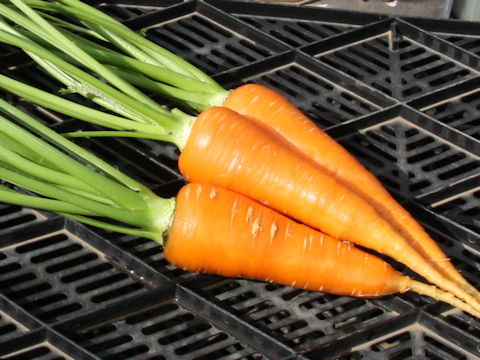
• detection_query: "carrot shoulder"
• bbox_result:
[178,107,480,312]
[165,183,480,317]
[223,83,476,297]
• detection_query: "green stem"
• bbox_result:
[12,22,217,101]
[62,194,175,243]
[57,0,214,82]
[40,11,106,41]
[0,18,130,119]
[0,141,100,195]
[0,28,175,129]
[61,213,160,241]
[62,130,189,147]
[0,74,175,135]
[0,104,152,207]
[55,29,217,93]
[0,101,177,239]
[30,53,155,123]
[0,148,113,205]
[0,185,100,215]
[17,0,193,77]
[8,0,173,120]
[0,131,52,167]
[0,24,175,126]
[0,72,193,149]
[7,19,222,111]
[86,22,164,68]
[108,68,217,112]
[56,185,114,205]
[23,0,223,91]
[1,1,231,114]
[0,164,150,228]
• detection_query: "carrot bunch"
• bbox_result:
[0,0,479,315]
[178,105,480,311]
[0,101,478,317]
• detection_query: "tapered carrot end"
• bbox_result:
[387,242,480,315]
[457,278,480,303]
[407,279,480,319]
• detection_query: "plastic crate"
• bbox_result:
[0,1,479,359]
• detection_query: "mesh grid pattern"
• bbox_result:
[0,1,479,359]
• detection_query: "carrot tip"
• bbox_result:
[408,279,480,319]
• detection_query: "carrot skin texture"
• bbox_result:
[178,107,480,311]
[165,183,410,297]
[223,83,474,293]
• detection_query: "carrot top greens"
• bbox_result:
[0,0,225,239]
[0,0,230,128]
[0,96,175,241]
[0,0,233,149]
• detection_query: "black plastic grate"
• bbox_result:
[317,33,478,101]
[339,326,473,360]
[0,204,45,236]
[0,1,479,359]
[2,346,67,360]
[443,34,480,57]
[339,118,480,198]
[238,16,357,48]
[68,300,263,360]
[0,312,28,343]
[146,12,277,75]
[431,189,480,236]
[254,64,381,128]
[421,88,480,140]
[190,279,398,350]
[0,225,149,324]
[96,2,172,20]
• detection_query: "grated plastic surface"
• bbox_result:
[0,1,479,359]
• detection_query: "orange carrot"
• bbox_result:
[165,183,479,317]
[223,83,478,298]
[178,106,480,312]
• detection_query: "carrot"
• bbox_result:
[166,183,480,317]
[222,83,480,299]
[1,89,479,318]
[178,106,480,313]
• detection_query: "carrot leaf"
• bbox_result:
[0,100,175,242]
